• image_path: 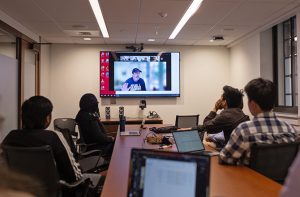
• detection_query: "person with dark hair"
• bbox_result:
[2,96,82,182]
[219,78,297,165]
[121,68,146,91]
[203,85,249,148]
[75,93,114,156]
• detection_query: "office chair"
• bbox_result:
[54,118,78,138]
[175,114,199,128]
[56,127,109,173]
[249,142,300,183]
[2,145,91,197]
[76,124,106,153]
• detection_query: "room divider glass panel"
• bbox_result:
[0,28,18,141]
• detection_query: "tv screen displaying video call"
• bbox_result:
[100,51,180,97]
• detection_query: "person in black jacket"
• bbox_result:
[203,85,249,148]
[75,93,114,156]
[2,96,82,183]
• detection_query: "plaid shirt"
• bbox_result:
[219,112,297,165]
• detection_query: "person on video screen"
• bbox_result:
[122,68,146,91]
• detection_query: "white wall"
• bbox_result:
[229,34,261,88]
[260,29,273,81]
[46,44,230,126]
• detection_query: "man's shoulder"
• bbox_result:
[234,120,255,134]
[138,78,145,83]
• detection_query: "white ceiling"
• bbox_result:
[0,0,300,46]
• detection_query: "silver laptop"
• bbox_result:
[120,117,145,136]
[173,130,219,156]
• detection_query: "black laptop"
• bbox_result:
[128,148,210,197]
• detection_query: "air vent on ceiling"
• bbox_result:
[64,30,100,37]
[212,36,224,41]
[78,32,92,36]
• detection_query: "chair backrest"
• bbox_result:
[2,145,60,197]
[249,142,300,183]
[175,114,199,128]
[54,118,77,137]
[56,128,78,158]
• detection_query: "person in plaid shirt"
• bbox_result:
[219,78,298,165]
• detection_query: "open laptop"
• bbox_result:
[128,148,210,197]
[120,117,146,136]
[173,130,218,155]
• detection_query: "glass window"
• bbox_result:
[273,16,297,113]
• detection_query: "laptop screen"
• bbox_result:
[128,148,210,197]
[173,130,204,152]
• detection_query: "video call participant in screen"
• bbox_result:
[121,68,146,91]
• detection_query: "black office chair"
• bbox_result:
[2,145,91,197]
[54,118,78,138]
[249,142,300,183]
[55,127,109,173]
[175,114,199,128]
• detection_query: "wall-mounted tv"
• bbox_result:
[100,51,180,97]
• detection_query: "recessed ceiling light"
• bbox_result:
[83,37,92,41]
[147,38,155,42]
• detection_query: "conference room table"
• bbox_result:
[101,125,282,197]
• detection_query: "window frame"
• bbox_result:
[273,16,298,114]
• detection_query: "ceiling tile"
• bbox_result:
[220,2,290,26]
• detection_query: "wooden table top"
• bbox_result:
[101,125,282,197]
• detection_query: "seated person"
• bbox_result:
[203,85,249,148]
[219,78,298,165]
[1,96,104,196]
[2,96,82,183]
[75,93,114,156]
[121,68,146,91]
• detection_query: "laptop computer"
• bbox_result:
[173,130,218,155]
[128,148,210,197]
[120,117,146,136]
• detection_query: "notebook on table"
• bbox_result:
[120,117,146,136]
[173,129,218,156]
[128,148,210,197]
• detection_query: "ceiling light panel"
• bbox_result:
[89,0,109,38]
[169,0,204,39]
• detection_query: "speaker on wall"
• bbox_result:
[105,107,110,119]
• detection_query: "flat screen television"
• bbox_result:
[100,51,180,97]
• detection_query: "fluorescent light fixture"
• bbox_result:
[147,38,155,42]
[83,37,92,41]
[89,0,109,38]
[169,0,203,39]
